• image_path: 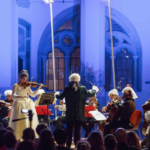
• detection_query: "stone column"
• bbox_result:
[42,56,48,85]
[133,56,138,91]
[0,0,18,87]
[81,0,106,108]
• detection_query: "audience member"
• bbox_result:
[53,129,70,150]
[130,146,139,150]
[87,131,104,150]
[37,129,56,150]
[76,141,91,150]
[104,134,116,150]
[0,129,7,150]
[127,131,141,150]
[3,131,17,150]
[17,140,36,150]
[22,128,35,141]
[6,127,14,132]
[36,123,47,136]
[115,128,130,150]
[35,123,47,145]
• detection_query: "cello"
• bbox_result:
[142,102,150,135]
[99,105,121,133]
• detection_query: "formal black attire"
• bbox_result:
[56,85,96,148]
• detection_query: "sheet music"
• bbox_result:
[89,110,107,121]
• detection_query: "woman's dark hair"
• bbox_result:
[37,129,56,150]
[0,129,7,147]
[104,134,116,150]
[127,131,141,150]
[4,131,17,148]
[87,131,104,150]
[17,140,36,150]
[53,129,67,145]
[76,141,91,150]
[36,123,47,136]
[19,70,29,78]
[22,128,35,141]
[6,127,14,132]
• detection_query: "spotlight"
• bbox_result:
[44,0,54,3]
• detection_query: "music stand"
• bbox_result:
[38,92,55,125]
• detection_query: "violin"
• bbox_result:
[21,81,47,88]
[104,96,122,113]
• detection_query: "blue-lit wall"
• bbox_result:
[0,0,150,114]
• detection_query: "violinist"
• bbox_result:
[53,98,67,130]
[102,89,121,113]
[82,95,99,137]
[0,90,14,128]
[104,86,137,136]
[141,111,150,149]
[9,70,43,140]
[145,99,150,105]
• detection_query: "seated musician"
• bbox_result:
[35,89,45,106]
[103,86,137,136]
[141,110,150,149]
[102,89,121,113]
[145,99,150,104]
[34,89,49,123]
[0,90,13,128]
[82,95,99,137]
[53,98,66,129]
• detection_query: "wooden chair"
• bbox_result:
[126,110,142,140]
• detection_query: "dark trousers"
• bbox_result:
[82,117,95,136]
[104,121,132,136]
[53,116,66,129]
[66,120,82,148]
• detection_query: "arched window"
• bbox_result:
[46,48,65,90]
[70,48,80,74]
[105,52,111,91]
[115,49,134,90]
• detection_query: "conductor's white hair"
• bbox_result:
[69,73,81,82]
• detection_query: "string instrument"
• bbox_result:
[99,105,120,133]
[99,96,122,133]
[88,87,103,106]
[142,103,150,135]
[105,96,122,112]
[0,100,7,107]
[21,81,47,88]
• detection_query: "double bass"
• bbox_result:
[142,102,150,135]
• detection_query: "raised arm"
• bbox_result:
[55,89,66,100]
[28,84,43,97]
[84,87,96,98]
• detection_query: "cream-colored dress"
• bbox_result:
[9,84,39,140]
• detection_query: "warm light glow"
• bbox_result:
[44,0,54,3]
